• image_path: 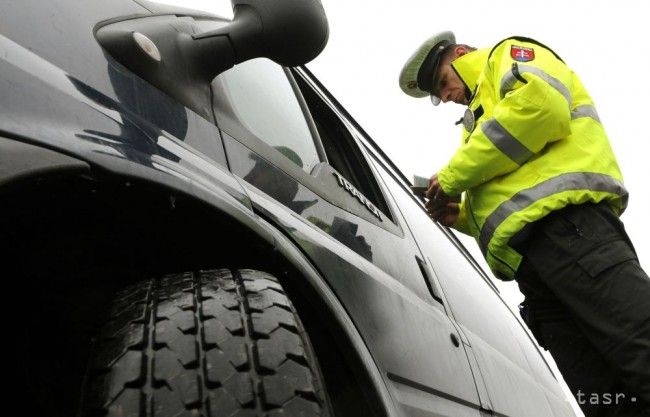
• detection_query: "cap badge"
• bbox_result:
[511,45,535,62]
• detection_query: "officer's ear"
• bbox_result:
[453,45,470,58]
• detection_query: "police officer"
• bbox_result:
[399,31,650,416]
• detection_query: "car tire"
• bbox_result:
[80,268,330,416]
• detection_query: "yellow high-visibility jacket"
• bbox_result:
[437,37,627,280]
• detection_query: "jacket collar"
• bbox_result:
[451,48,489,99]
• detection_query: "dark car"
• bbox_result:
[1,1,577,416]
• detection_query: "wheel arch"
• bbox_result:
[2,137,396,417]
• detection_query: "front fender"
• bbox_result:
[0,135,398,417]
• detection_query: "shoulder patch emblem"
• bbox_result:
[511,45,535,62]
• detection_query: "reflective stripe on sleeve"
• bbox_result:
[571,104,601,122]
[500,64,572,106]
[500,65,600,123]
[478,173,628,254]
[481,118,534,165]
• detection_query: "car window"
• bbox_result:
[292,69,393,221]
[215,58,321,173]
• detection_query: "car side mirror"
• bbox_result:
[96,0,329,117]
[194,0,329,69]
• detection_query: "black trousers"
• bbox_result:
[515,203,650,417]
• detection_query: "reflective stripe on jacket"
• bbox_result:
[436,37,627,280]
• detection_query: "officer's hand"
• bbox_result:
[425,201,460,226]
[425,174,455,206]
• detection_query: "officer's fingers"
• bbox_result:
[426,198,446,211]
[425,184,438,200]
[425,175,440,199]
[433,183,450,201]
[426,205,440,217]
[440,204,461,226]
[431,203,459,221]
[428,200,448,213]
[429,206,455,225]
[430,206,449,220]
[440,212,459,227]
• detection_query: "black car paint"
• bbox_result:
[0,1,576,416]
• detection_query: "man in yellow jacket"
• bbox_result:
[400,31,650,416]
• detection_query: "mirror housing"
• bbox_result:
[194,0,329,68]
[96,0,329,118]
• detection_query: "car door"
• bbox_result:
[210,59,483,416]
[384,195,577,417]
[422,230,576,416]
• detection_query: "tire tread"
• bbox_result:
[80,269,324,417]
